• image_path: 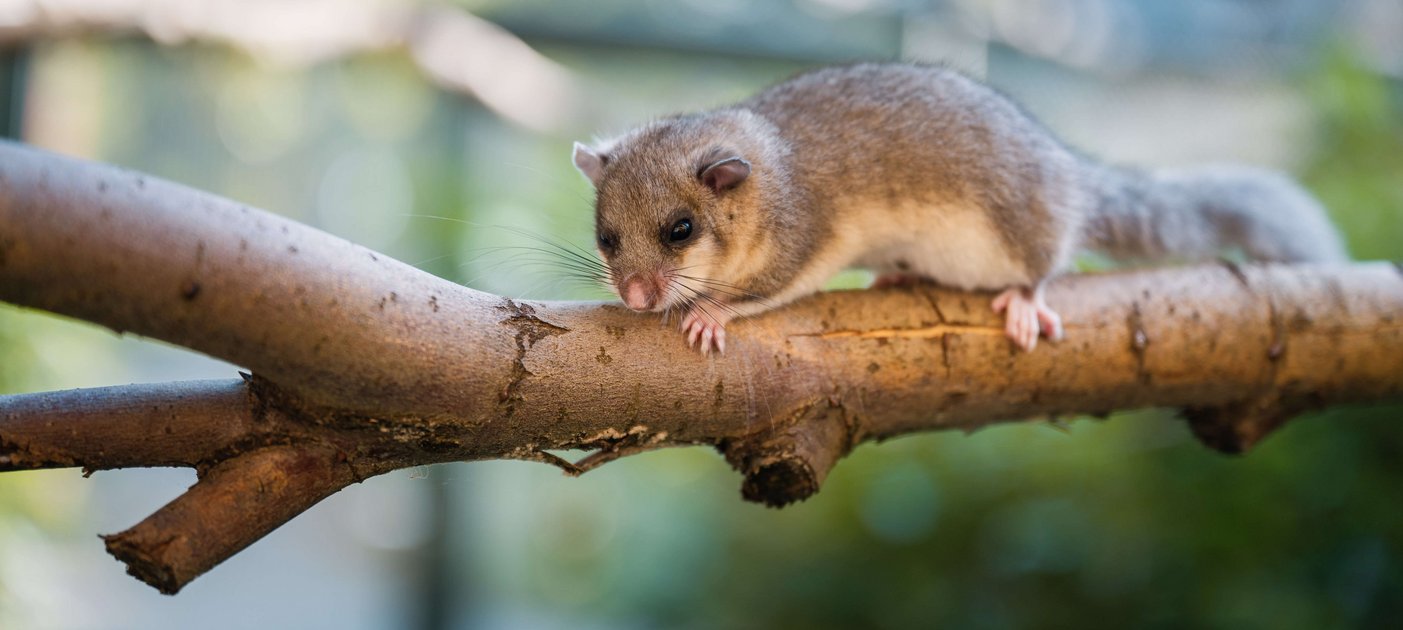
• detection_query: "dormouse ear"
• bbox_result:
[699,157,751,194]
[572,142,608,186]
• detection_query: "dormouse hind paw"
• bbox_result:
[991,287,1063,352]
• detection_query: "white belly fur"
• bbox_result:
[848,202,1030,291]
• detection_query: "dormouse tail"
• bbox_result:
[1083,164,1349,264]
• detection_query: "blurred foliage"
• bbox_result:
[464,406,1403,628]
[1302,47,1403,260]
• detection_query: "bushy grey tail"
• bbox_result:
[1083,164,1348,264]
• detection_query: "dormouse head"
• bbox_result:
[572,121,756,313]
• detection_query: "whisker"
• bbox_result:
[684,296,721,327]
[463,247,612,284]
[664,273,754,316]
[408,253,458,269]
[673,274,773,305]
[463,255,609,281]
[419,219,608,272]
[460,245,606,272]
[671,280,743,321]
[508,246,609,274]
[400,213,475,226]
[696,294,743,320]
[425,222,620,300]
[489,225,604,265]
[458,256,612,295]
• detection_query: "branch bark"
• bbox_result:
[2,141,1401,592]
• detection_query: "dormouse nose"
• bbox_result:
[619,273,660,311]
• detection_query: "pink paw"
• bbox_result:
[680,309,728,355]
[991,287,1063,352]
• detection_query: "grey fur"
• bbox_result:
[1084,163,1347,263]
[578,62,1346,314]
[739,63,1086,283]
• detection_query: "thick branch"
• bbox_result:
[2,141,1401,592]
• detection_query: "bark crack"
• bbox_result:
[920,289,947,324]
[497,299,570,418]
[797,323,1004,340]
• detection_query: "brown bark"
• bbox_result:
[2,141,1401,593]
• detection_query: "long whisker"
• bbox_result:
[695,292,743,320]
[466,245,612,281]
[662,269,751,313]
[673,274,773,305]
[460,265,597,291]
[681,292,721,328]
[464,254,610,282]
[659,279,704,321]
[489,225,606,269]
[664,272,724,314]
[459,243,604,269]
[400,218,618,300]
[415,219,608,273]
[459,252,613,297]
[670,279,744,321]
[508,246,610,275]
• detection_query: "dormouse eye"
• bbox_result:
[668,218,693,243]
[597,232,617,252]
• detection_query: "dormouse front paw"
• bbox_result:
[679,308,730,355]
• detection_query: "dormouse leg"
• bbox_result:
[991,285,1063,352]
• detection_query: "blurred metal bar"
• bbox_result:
[0,47,26,139]
[477,4,903,63]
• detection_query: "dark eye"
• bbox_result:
[668,218,693,243]
[597,232,616,252]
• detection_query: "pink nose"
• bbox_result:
[620,273,658,311]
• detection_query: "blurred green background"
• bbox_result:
[1,1,1401,628]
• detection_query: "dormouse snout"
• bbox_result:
[618,272,664,311]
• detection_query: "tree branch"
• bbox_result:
[2,141,1401,593]
[101,443,373,594]
[0,379,254,472]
